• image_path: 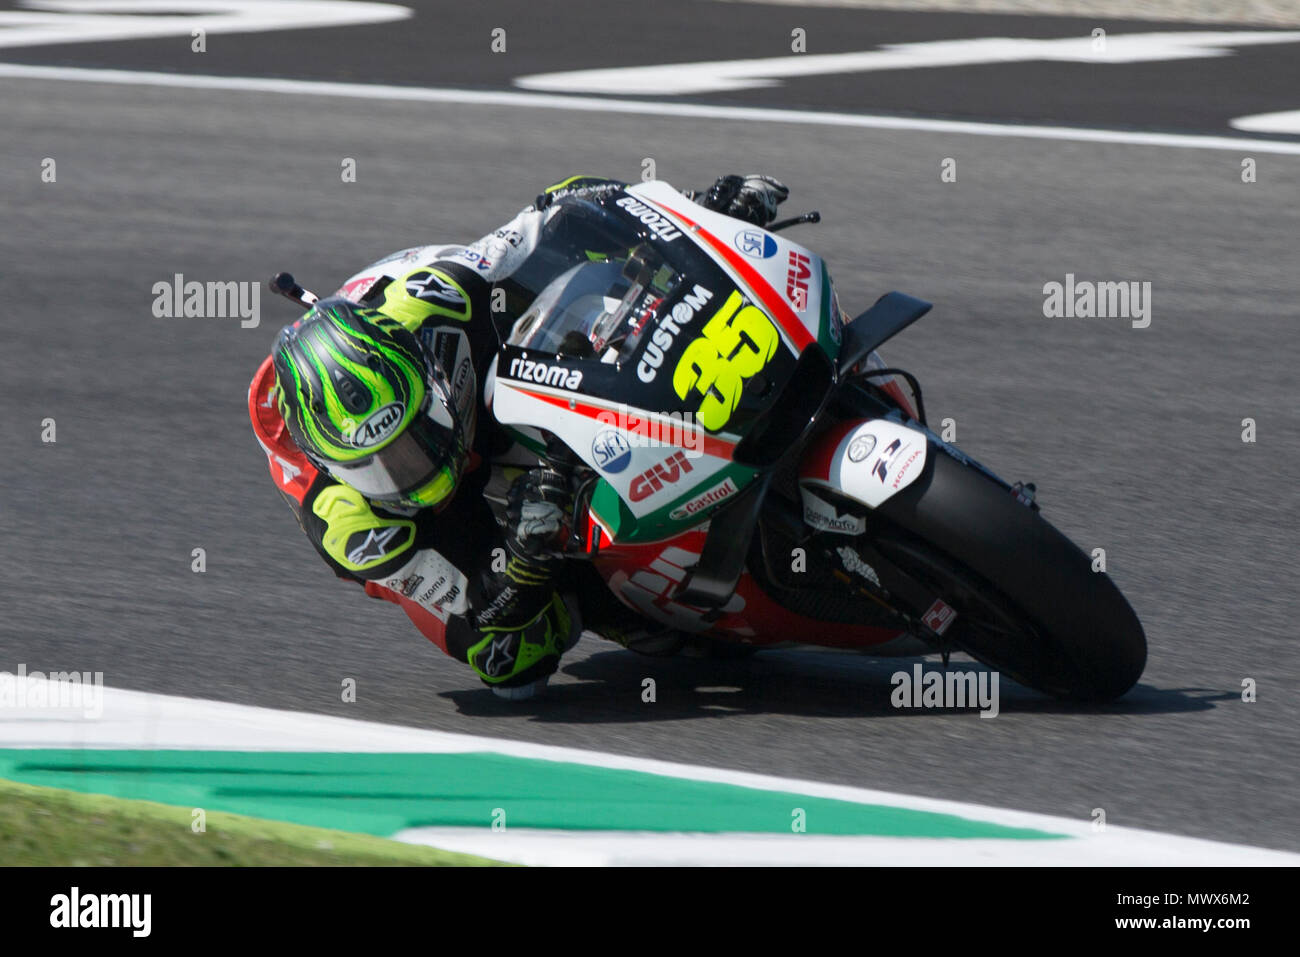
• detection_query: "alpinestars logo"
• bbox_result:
[404,270,465,306]
[786,251,811,312]
[629,450,694,502]
[615,196,683,242]
[346,525,406,566]
[481,634,516,677]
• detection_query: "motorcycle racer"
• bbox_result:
[248,174,790,699]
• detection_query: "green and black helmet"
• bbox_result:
[272,296,468,510]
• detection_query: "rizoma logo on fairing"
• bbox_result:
[669,477,737,520]
[628,450,694,503]
[786,251,811,312]
[507,355,584,390]
[350,402,404,448]
[615,196,683,242]
[637,284,714,383]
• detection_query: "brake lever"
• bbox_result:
[768,210,821,232]
[268,272,319,308]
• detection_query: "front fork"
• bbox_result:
[756,492,953,655]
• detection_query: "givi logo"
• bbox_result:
[629,450,694,502]
[786,251,811,312]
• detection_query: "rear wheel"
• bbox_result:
[870,448,1147,701]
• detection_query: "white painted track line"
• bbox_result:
[3,679,1298,865]
[1,62,1299,154]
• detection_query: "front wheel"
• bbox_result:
[870,448,1147,702]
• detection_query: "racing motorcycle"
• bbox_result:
[274,181,1147,702]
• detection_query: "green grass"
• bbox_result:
[0,779,507,866]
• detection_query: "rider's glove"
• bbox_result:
[693,174,789,227]
[504,467,572,563]
[468,593,579,698]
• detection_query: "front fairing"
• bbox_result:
[491,183,838,542]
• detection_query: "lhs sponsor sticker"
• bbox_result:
[847,433,876,463]
[636,283,714,383]
[889,447,924,490]
[735,229,777,259]
[338,274,380,301]
[922,599,957,635]
[785,251,811,311]
[669,476,738,521]
[380,550,469,616]
[872,437,917,485]
[591,428,632,473]
[629,450,694,503]
[803,493,866,535]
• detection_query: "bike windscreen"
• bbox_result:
[507,200,697,365]
[507,256,683,364]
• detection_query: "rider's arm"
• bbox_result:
[460,467,576,698]
[684,174,789,226]
[291,465,573,696]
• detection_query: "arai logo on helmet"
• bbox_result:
[591,429,632,474]
[349,402,405,448]
[734,229,777,259]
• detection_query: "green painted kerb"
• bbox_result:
[0,750,1067,841]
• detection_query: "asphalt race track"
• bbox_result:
[1,0,1298,854]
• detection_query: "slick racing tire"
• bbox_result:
[873,447,1147,702]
